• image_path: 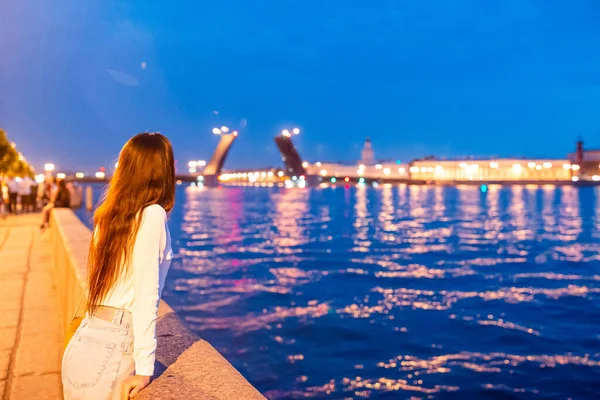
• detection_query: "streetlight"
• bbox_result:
[281,127,300,138]
[44,163,55,172]
[213,126,236,135]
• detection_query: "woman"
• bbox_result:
[62,133,175,400]
[40,179,71,229]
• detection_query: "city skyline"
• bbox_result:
[2,1,600,171]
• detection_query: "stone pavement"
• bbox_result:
[0,214,63,400]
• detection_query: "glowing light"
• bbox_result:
[536,165,542,170]
[232,130,238,136]
[330,177,336,183]
[197,175,204,181]
[197,160,207,167]
[282,129,290,137]
[44,163,55,172]
[261,172,267,178]
[75,172,84,178]
[320,169,328,176]
[572,176,579,182]
[302,161,308,168]
[409,166,419,173]
[114,161,119,169]
[95,172,106,179]
[375,164,383,170]
[562,163,572,170]
[383,168,391,175]
[267,171,274,177]
[357,169,363,176]
[221,126,229,133]
[490,162,499,169]
[470,164,479,170]
[344,177,350,182]
[592,175,600,181]
[34,174,45,184]
[188,167,196,173]
[10,142,16,149]
[358,164,365,170]
[434,165,443,174]
[420,167,427,173]
[277,171,284,177]
[212,128,221,135]
[426,167,434,172]
[398,167,406,173]
[316,162,322,167]
[293,128,300,135]
[358,178,365,184]
[528,162,536,169]
[188,161,197,168]
[512,164,523,174]
[543,162,552,169]
[56,173,66,179]
[459,162,467,168]
[481,184,488,193]
[292,176,297,181]
[571,164,581,171]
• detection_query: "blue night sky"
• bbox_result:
[1,0,599,172]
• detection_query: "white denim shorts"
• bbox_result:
[62,309,135,400]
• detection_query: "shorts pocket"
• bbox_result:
[64,334,116,389]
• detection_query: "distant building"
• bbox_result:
[410,158,572,182]
[567,140,600,177]
[359,137,375,166]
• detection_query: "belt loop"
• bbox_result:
[118,309,125,325]
[111,309,121,325]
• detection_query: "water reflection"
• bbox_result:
[159,185,600,400]
[558,186,582,241]
[353,186,370,251]
[271,188,310,250]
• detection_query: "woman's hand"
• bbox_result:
[121,375,151,399]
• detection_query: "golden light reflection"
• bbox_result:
[541,185,557,237]
[508,186,530,241]
[352,185,371,251]
[595,186,600,238]
[483,184,502,241]
[557,186,582,241]
[271,188,310,249]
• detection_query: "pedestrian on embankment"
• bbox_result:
[6,176,19,214]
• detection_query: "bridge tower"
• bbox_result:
[274,128,307,178]
[203,130,238,187]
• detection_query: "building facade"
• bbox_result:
[409,159,573,182]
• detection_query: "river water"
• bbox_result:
[76,184,600,399]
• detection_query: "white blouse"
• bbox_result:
[101,204,173,376]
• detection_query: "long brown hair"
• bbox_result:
[87,133,175,312]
